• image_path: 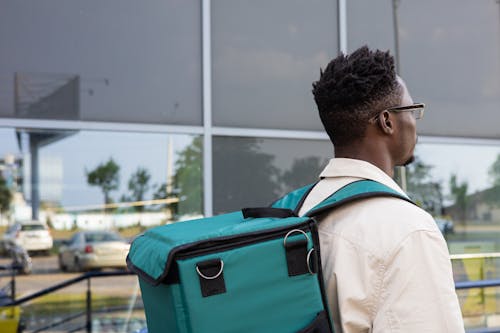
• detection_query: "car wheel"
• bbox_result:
[20,262,32,275]
[74,257,84,272]
[58,255,67,272]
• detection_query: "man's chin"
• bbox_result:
[403,155,415,166]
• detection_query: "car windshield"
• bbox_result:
[21,224,46,231]
[85,232,122,243]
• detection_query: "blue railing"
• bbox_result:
[456,279,500,290]
[1,269,139,333]
[456,279,500,333]
[2,262,500,333]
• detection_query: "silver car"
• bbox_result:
[58,231,130,272]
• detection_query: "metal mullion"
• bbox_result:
[338,0,348,53]
[212,126,328,141]
[202,0,213,217]
[0,118,204,135]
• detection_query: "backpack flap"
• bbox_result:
[127,211,244,286]
[305,180,413,217]
[127,209,312,286]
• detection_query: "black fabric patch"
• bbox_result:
[297,311,331,333]
[196,259,226,297]
[162,261,180,284]
[285,239,309,276]
[242,207,295,219]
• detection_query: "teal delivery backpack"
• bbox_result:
[127,180,411,333]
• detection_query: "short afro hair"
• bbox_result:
[312,46,402,147]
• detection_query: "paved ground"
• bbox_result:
[0,255,139,299]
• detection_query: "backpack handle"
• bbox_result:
[242,207,296,219]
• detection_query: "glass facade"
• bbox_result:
[399,0,500,138]
[213,136,332,214]
[0,0,500,331]
[212,0,337,130]
[0,1,202,125]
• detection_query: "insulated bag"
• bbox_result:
[127,180,412,333]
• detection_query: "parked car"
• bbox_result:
[3,242,32,275]
[434,218,454,235]
[2,221,53,255]
[58,231,130,272]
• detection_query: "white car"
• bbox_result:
[2,221,53,254]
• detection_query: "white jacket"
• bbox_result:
[298,158,464,333]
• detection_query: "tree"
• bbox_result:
[449,173,468,223]
[212,137,281,214]
[127,167,151,212]
[0,174,12,215]
[172,136,282,217]
[173,137,202,217]
[281,157,328,193]
[86,158,120,206]
[482,154,500,208]
[489,154,500,186]
[403,157,443,214]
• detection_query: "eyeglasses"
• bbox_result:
[387,103,425,120]
[371,103,425,122]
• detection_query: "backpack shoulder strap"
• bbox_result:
[304,179,415,217]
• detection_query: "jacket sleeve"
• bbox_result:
[372,230,465,332]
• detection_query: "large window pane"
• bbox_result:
[213,136,333,214]
[347,0,395,52]
[212,0,338,130]
[0,1,202,125]
[399,0,500,138]
[0,127,203,332]
[412,141,500,329]
[0,127,202,226]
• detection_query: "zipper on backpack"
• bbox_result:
[175,220,315,260]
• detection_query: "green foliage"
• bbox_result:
[127,167,151,212]
[449,173,468,222]
[481,154,500,208]
[489,154,500,186]
[0,174,12,213]
[281,157,328,193]
[86,158,120,205]
[153,183,167,200]
[174,137,202,216]
[403,157,443,214]
[213,137,281,214]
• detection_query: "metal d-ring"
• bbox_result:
[306,248,316,275]
[196,260,224,280]
[283,229,310,247]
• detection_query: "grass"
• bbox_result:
[21,293,135,317]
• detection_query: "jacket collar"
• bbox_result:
[319,158,406,195]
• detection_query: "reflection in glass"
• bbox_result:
[0,128,202,228]
[0,1,202,125]
[347,0,395,53]
[213,136,333,214]
[410,143,500,251]
[0,127,196,332]
[399,0,500,138]
[212,0,337,130]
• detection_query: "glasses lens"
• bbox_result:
[412,108,424,120]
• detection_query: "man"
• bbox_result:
[301,46,464,332]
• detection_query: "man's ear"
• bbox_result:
[377,110,394,135]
